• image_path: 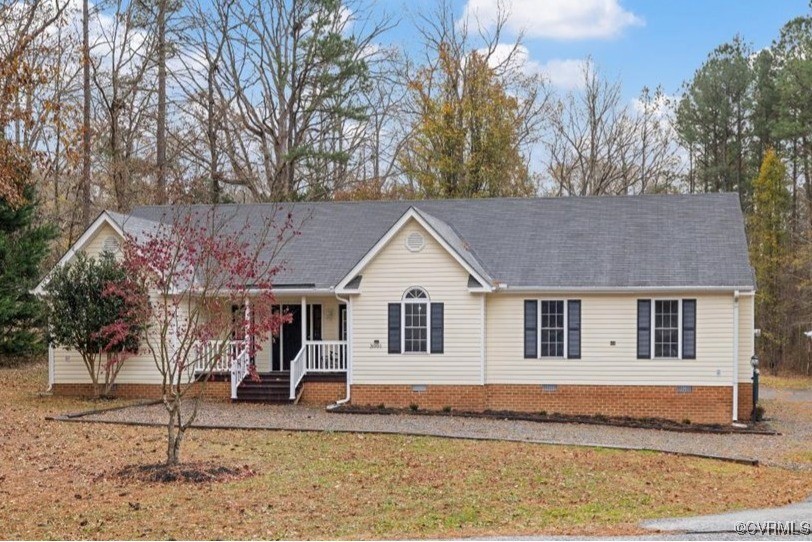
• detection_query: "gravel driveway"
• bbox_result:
[64,385,811,469]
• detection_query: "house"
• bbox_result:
[38,193,757,424]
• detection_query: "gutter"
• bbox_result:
[329,293,352,408]
[499,285,756,294]
[732,290,740,421]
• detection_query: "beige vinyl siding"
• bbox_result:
[352,219,482,385]
[52,223,173,385]
[486,292,749,386]
[83,223,121,258]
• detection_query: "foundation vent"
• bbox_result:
[541,384,558,393]
[676,385,694,394]
[411,385,427,393]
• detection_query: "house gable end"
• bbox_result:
[335,208,492,294]
[32,212,125,295]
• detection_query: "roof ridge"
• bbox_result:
[129,192,740,213]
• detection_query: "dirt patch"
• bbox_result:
[332,404,777,435]
[115,461,256,484]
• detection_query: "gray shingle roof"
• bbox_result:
[118,193,755,291]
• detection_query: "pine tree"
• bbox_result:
[0,186,55,359]
[748,149,791,369]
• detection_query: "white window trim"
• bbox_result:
[401,287,431,355]
[651,298,682,360]
[535,299,568,359]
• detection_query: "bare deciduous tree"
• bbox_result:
[543,60,681,196]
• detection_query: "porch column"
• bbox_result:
[244,297,251,336]
[301,295,307,355]
[244,297,251,357]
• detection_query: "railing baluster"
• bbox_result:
[299,340,348,373]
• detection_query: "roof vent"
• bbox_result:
[102,236,120,254]
[405,231,425,252]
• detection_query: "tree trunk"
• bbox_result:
[166,405,183,466]
[155,0,167,204]
[81,0,91,226]
[206,65,220,204]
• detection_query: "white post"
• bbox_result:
[301,295,307,366]
[347,297,353,386]
[244,297,251,357]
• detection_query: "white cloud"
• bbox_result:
[462,0,644,40]
[538,58,588,89]
[477,44,587,90]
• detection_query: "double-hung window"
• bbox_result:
[540,300,565,357]
[403,288,428,353]
[388,287,444,355]
[524,299,581,359]
[653,300,679,358]
[637,298,696,360]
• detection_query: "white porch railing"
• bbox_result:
[290,340,348,400]
[305,340,347,372]
[289,346,307,400]
[195,340,246,373]
[193,340,250,400]
[230,346,250,399]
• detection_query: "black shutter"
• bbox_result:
[682,299,696,359]
[524,300,538,359]
[387,303,401,354]
[637,299,651,359]
[567,300,581,359]
[430,303,444,353]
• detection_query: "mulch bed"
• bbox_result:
[115,461,256,484]
[331,405,778,435]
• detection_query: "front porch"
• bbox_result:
[194,295,348,403]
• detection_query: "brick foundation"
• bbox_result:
[351,383,753,425]
[51,381,230,401]
[299,378,347,405]
[738,382,754,421]
[352,384,486,411]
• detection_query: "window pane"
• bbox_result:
[404,302,428,353]
[654,300,679,358]
[539,300,565,358]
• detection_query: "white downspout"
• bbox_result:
[329,294,352,408]
[480,294,486,385]
[732,290,740,422]
[47,343,55,392]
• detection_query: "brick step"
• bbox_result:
[237,384,288,390]
[236,392,289,400]
[233,396,293,404]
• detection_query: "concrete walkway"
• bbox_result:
[55,399,804,467]
[642,497,812,535]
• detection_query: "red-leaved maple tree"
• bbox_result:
[123,205,295,465]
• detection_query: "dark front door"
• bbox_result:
[280,304,302,371]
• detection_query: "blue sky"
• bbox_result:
[373,0,811,101]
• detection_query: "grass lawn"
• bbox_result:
[1,361,811,540]
[761,373,812,390]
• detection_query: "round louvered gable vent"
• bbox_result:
[405,231,425,252]
[102,235,120,254]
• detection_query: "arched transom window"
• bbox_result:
[402,287,429,352]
